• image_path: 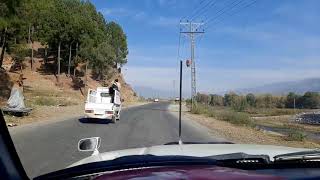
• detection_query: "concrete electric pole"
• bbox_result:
[180,21,204,109]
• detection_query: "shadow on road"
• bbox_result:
[78,118,112,124]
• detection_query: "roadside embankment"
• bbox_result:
[172,103,320,149]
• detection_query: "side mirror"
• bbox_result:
[78,137,101,155]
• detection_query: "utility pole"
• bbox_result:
[173,80,176,99]
[180,21,204,109]
[294,97,296,112]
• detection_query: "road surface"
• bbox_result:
[9,102,224,178]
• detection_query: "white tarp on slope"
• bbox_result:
[7,87,25,109]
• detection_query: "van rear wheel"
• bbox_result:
[116,111,120,121]
[111,116,116,123]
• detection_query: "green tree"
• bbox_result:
[231,96,248,112]
[224,92,238,106]
[301,92,320,109]
[196,93,210,104]
[276,96,286,108]
[246,93,256,107]
[285,92,300,108]
[0,0,22,67]
[209,94,224,106]
[106,22,128,66]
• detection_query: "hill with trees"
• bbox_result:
[0,0,135,103]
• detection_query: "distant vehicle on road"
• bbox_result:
[154,98,159,102]
[84,87,121,123]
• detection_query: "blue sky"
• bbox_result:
[92,0,320,97]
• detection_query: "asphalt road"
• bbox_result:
[9,102,223,178]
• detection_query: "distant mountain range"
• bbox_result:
[132,86,189,99]
[234,78,320,95]
[133,78,320,98]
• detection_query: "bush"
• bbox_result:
[231,96,248,112]
[282,123,306,141]
[219,111,252,126]
[190,104,253,126]
[190,104,208,114]
[286,130,306,141]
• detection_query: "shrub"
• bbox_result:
[219,111,252,126]
[286,129,306,141]
[191,104,253,126]
[282,123,306,141]
[190,104,208,114]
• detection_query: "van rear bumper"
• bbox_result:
[85,113,113,119]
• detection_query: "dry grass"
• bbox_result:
[191,104,253,126]
[245,108,305,117]
[185,112,320,149]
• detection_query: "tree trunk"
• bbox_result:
[31,41,34,70]
[98,71,102,82]
[44,46,48,64]
[68,43,72,76]
[57,41,61,75]
[76,42,78,55]
[28,25,31,43]
[85,60,88,87]
[74,42,78,77]
[0,28,7,67]
[30,26,34,71]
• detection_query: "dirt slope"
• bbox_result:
[1,44,138,125]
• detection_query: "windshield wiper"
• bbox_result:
[274,150,320,161]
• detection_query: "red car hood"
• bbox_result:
[94,165,283,180]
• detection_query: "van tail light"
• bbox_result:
[105,111,113,115]
[85,110,93,113]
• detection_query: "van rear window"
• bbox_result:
[100,93,110,97]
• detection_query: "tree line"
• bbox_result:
[196,92,320,111]
[0,0,128,81]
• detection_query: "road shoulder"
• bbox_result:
[7,102,150,134]
[183,110,320,149]
[167,103,320,148]
[167,104,227,142]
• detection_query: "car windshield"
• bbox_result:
[1,0,320,179]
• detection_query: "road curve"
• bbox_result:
[9,102,223,178]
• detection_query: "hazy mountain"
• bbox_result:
[132,86,189,99]
[235,78,320,95]
[134,78,320,98]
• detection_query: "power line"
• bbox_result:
[204,0,245,28]
[205,0,258,31]
[191,0,219,21]
[189,0,217,21]
[181,0,210,21]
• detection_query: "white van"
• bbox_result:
[84,87,121,123]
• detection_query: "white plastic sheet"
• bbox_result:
[7,87,25,109]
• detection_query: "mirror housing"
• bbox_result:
[78,137,101,155]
